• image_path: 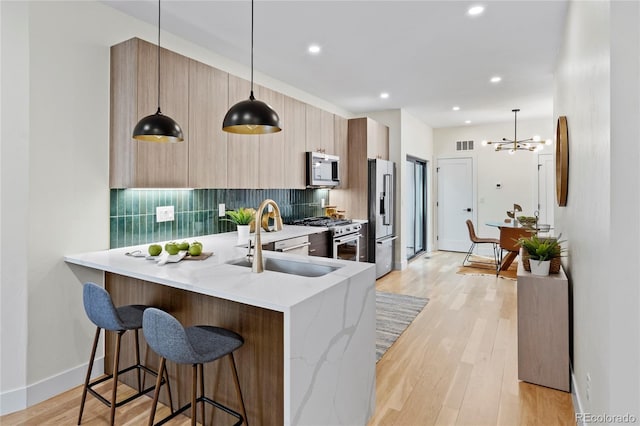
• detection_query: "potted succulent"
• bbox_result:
[223,207,255,243]
[517,234,565,276]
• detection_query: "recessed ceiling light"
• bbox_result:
[308,44,321,54]
[465,120,472,124]
[452,106,460,111]
[467,5,485,16]
[490,76,502,83]
[380,92,389,99]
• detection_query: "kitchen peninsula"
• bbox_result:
[65,227,376,425]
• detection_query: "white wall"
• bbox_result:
[433,118,553,243]
[1,0,30,411]
[0,0,351,414]
[367,109,433,269]
[555,0,639,418]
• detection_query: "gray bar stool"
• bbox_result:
[142,307,248,426]
[78,282,173,425]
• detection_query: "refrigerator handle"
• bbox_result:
[383,173,392,226]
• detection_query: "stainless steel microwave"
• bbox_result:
[306,152,340,187]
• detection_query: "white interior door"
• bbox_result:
[437,157,473,252]
[537,154,555,226]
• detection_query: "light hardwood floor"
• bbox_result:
[1,251,575,425]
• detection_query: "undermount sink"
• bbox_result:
[226,257,342,277]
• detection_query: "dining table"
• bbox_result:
[485,221,536,272]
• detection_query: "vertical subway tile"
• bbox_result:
[110,190,117,217]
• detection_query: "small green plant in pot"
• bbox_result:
[517,234,565,275]
[222,207,255,226]
[223,208,255,244]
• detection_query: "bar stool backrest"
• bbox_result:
[143,308,200,365]
[83,282,124,331]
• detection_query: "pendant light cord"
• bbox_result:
[156,0,162,114]
[249,0,255,101]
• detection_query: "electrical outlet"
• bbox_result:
[219,203,226,217]
[156,205,175,223]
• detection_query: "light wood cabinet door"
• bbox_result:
[257,85,285,188]
[334,114,348,188]
[283,97,307,189]
[110,38,189,188]
[188,59,228,188]
[366,118,389,160]
[227,75,260,189]
[306,104,335,154]
[136,39,190,187]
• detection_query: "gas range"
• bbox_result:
[292,216,362,237]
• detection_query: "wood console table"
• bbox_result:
[517,258,570,392]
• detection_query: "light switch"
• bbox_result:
[219,203,226,217]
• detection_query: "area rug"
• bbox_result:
[457,255,517,280]
[376,291,429,362]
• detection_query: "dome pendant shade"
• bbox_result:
[132,0,184,143]
[133,108,184,142]
[222,0,281,135]
[223,94,281,135]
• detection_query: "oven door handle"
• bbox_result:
[334,234,360,244]
[278,242,312,252]
[376,236,398,244]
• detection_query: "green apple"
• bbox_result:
[192,241,203,248]
[188,244,202,256]
[177,241,190,251]
[165,242,179,255]
[148,244,162,256]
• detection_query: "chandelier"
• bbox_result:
[481,109,551,154]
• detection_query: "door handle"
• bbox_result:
[463,208,472,212]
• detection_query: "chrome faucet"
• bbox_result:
[252,199,283,273]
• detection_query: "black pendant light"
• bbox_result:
[132,0,184,143]
[223,0,281,135]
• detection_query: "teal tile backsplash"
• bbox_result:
[110,188,329,248]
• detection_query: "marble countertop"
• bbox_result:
[64,225,374,313]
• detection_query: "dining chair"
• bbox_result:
[463,220,500,271]
[497,227,535,275]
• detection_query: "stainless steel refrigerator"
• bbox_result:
[367,159,396,278]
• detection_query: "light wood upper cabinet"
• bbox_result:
[188,59,228,188]
[111,37,346,190]
[366,118,389,160]
[227,75,260,189]
[110,38,189,188]
[306,104,335,155]
[334,115,349,189]
[257,85,285,188]
[283,97,307,189]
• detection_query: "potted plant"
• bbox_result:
[517,234,565,276]
[223,208,255,243]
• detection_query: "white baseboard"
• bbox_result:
[571,364,584,426]
[0,356,104,416]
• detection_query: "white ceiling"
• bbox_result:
[103,0,568,128]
